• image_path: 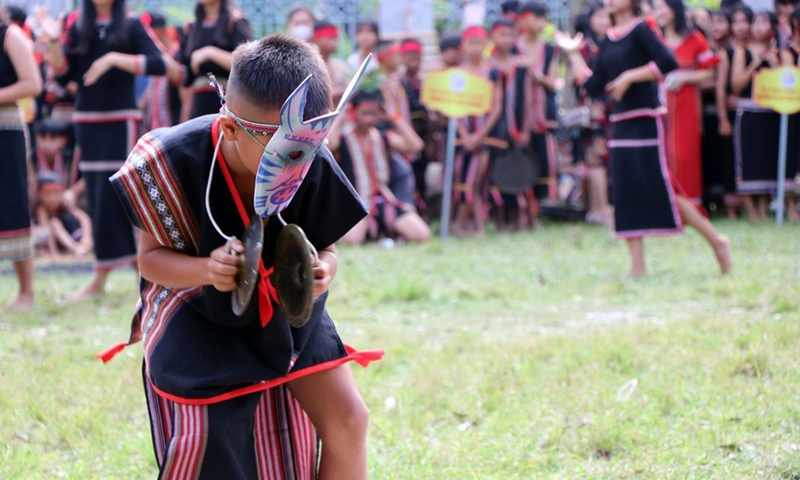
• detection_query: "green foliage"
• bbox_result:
[1,220,799,478]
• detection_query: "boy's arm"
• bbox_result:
[138,230,244,291]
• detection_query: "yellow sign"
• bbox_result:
[420,68,493,119]
[753,66,800,115]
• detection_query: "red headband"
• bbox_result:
[313,26,339,39]
[401,41,422,54]
[377,43,402,62]
[39,183,64,193]
[141,12,152,27]
[462,26,488,41]
[491,23,514,35]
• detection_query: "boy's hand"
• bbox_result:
[312,257,333,299]
[208,240,244,292]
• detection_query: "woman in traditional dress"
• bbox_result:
[731,11,791,220]
[656,0,718,206]
[181,0,251,119]
[715,5,753,218]
[0,6,42,311]
[39,0,165,299]
[556,0,731,276]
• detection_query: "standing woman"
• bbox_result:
[715,5,753,219]
[0,6,42,311]
[38,0,165,299]
[556,0,731,276]
[730,11,787,220]
[181,0,251,119]
[656,0,718,206]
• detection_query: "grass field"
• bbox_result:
[1,220,798,479]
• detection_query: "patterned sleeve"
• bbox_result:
[693,31,719,69]
[109,134,200,255]
[635,22,678,80]
[128,18,166,76]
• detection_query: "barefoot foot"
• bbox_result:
[713,236,732,275]
[2,293,35,312]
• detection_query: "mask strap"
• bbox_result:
[205,125,234,243]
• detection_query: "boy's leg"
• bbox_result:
[49,218,79,254]
[287,364,369,480]
[626,237,646,277]
[3,257,34,311]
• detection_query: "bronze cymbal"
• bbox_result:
[274,224,314,328]
[231,213,264,317]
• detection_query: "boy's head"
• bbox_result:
[461,26,488,62]
[501,0,521,21]
[518,1,548,36]
[439,34,462,67]
[401,38,423,75]
[221,35,332,175]
[38,173,65,212]
[491,19,518,53]
[36,118,68,158]
[351,90,384,130]
[376,40,402,71]
[312,20,339,57]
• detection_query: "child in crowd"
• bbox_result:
[328,89,431,244]
[35,174,93,256]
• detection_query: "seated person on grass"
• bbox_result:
[35,173,93,256]
[328,89,431,244]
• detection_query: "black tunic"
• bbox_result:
[581,19,683,238]
[110,115,374,402]
[181,17,252,118]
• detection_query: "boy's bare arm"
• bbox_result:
[138,230,243,291]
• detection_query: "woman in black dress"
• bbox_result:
[0,9,42,310]
[181,0,251,119]
[39,0,165,299]
[556,0,731,276]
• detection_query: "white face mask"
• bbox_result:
[289,24,313,41]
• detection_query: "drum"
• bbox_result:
[490,147,539,195]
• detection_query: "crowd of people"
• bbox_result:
[2,0,799,310]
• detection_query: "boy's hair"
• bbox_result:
[491,18,517,34]
[356,20,379,35]
[36,118,69,137]
[227,35,332,120]
[439,33,462,51]
[351,89,384,108]
[520,1,548,17]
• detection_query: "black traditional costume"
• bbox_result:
[54,15,165,269]
[578,19,682,238]
[0,24,33,263]
[181,16,251,119]
[106,115,382,478]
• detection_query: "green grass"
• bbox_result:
[1,220,799,479]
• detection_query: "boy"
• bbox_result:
[35,173,93,256]
[328,90,430,244]
[106,35,382,478]
[517,1,559,203]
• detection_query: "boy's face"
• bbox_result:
[380,50,402,71]
[441,48,462,67]
[521,13,546,36]
[40,186,64,212]
[37,133,66,157]
[462,36,487,61]
[403,51,421,74]
[354,101,383,129]
[220,94,281,177]
[315,36,338,56]
[492,26,517,52]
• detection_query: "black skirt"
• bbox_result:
[75,119,138,268]
[0,106,32,262]
[734,103,799,194]
[608,116,683,238]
